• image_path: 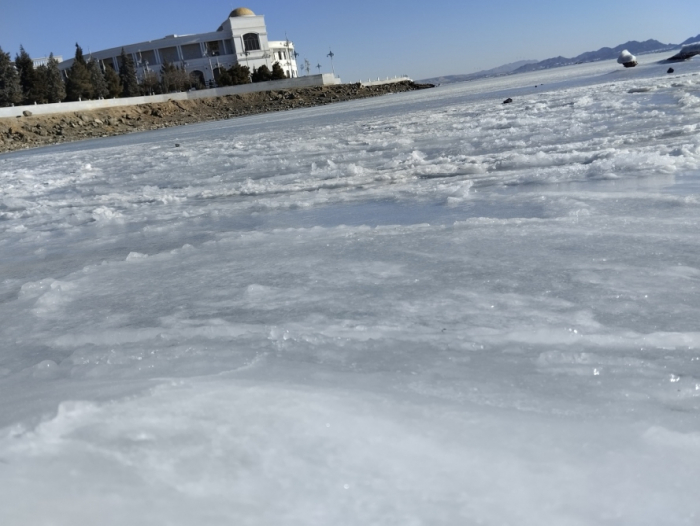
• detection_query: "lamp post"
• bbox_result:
[137,52,148,71]
[292,50,300,77]
[316,62,322,74]
[136,50,143,85]
[138,52,153,95]
[326,48,335,77]
[283,35,293,75]
[183,61,191,90]
[214,56,222,85]
[203,49,215,87]
[240,50,250,69]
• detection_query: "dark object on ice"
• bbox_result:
[667,43,700,62]
[503,98,513,104]
[667,67,674,73]
[175,143,181,147]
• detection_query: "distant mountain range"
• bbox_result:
[681,34,700,45]
[419,60,538,85]
[420,33,700,85]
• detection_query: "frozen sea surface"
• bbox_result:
[1,52,700,525]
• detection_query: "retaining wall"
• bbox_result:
[0,74,342,119]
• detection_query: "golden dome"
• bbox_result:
[230,7,255,17]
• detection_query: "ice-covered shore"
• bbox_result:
[1,51,700,525]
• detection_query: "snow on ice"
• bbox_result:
[617,49,637,65]
[1,51,700,525]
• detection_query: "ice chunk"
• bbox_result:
[617,49,637,66]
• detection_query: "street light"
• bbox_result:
[316,62,322,74]
[136,50,144,85]
[136,51,153,95]
[203,49,215,87]
[284,35,292,71]
[292,50,300,77]
[138,52,153,95]
[326,48,335,77]
[182,61,191,90]
[239,50,250,69]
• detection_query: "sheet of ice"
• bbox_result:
[1,52,700,524]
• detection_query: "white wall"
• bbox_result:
[360,76,412,87]
[0,74,341,119]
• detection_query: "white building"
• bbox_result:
[32,55,63,68]
[58,7,298,87]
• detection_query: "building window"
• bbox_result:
[159,46,180,64]
[243,33,260,52]
[205,41,221,57]
[181,44,202,60]
[137,49,157,66]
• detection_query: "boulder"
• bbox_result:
[667,42,700,61]
[617,50,637,68]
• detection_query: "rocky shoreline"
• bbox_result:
[0,81,433,154]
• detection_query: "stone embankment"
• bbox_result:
[0,81,433,154]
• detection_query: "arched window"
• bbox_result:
[243,33,261,52]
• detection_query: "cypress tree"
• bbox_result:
[33,64,50,103]
[15,45,38,104]
[118,48,139,97]
[0,46,22,106]
[228,63,251,85]
[74,43,86,66]
[87,58,108,99]
[271,61,287,80]
[104,65,122,98]
[251,64,271,83]
[45,53,66,103]
[216,67,233,87]
[65,43,93,101]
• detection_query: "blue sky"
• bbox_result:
[1,0,698,81]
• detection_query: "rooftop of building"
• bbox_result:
[229,7,256,17]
